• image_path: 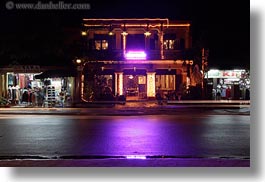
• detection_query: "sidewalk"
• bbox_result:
[0,100,250,115]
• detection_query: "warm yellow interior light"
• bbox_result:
[147,72,156,97]
[76,59,82,64]
[81,31,87,36]
[121,31,128,36]
[144,31,151,37]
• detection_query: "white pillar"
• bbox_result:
[147,72,156,98]
[115,72,123,96]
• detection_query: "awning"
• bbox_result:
[34,69,77,79]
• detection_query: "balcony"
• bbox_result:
[82,49,193,61]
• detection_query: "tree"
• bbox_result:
[190,64,202,86]
[82,62,114,102]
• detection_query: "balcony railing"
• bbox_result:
[83,49,193,61]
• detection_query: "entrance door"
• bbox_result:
[124,75,146,100]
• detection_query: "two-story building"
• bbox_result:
[76,18,194,101]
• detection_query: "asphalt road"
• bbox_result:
[0,113,250,160]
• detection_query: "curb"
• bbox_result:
[0,107,250,116]
[0,158,250,167]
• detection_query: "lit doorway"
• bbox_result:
[124,75,146,100]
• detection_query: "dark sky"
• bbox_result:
[0,0,249,68]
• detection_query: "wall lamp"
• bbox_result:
[81,31,87,36]
[144,31,151,37]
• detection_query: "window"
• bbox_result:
[163,33,176,50]
[163,40,175,50]
[155,75,175,90]
[102,40,108,50]
[95,40,101,50]
[95,40,108,50]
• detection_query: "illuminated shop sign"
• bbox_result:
[11,65,41,73]
[206,69,244,78]
[125,51,146,60]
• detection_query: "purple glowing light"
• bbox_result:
[125,51,147,60]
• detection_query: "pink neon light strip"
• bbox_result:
[125,51,147,60]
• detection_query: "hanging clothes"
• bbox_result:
[12,86,16,103]
[22,89,29,103]
[19,74,25,89]
[221,88,226,99]
[14,85,20,104]
[8,86,12,100]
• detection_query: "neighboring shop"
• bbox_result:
[0,65,43,104]
[34,69,76,107]
[0,64,75,107]
[205,69,250,100]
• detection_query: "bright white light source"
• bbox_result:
[81,31,87,36]
[125,51,146,60]
[144,31,151,37]
[76,59,82,64]
[126,155,147,159]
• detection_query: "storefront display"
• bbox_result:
[1,71,74,107]
[206,69,250,100]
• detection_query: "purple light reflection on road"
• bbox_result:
[0,115,249,159]
[105,116,186,156]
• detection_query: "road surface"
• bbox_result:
[0,113,250,161]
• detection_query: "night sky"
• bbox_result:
[0,0,249,68]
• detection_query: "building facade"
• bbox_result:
[77,18,194,101]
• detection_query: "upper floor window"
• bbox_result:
[163,38,185,50]
[163,33,176,50]
[95,40,108,50]
[94,34,109,50]
[163,40,175,50]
